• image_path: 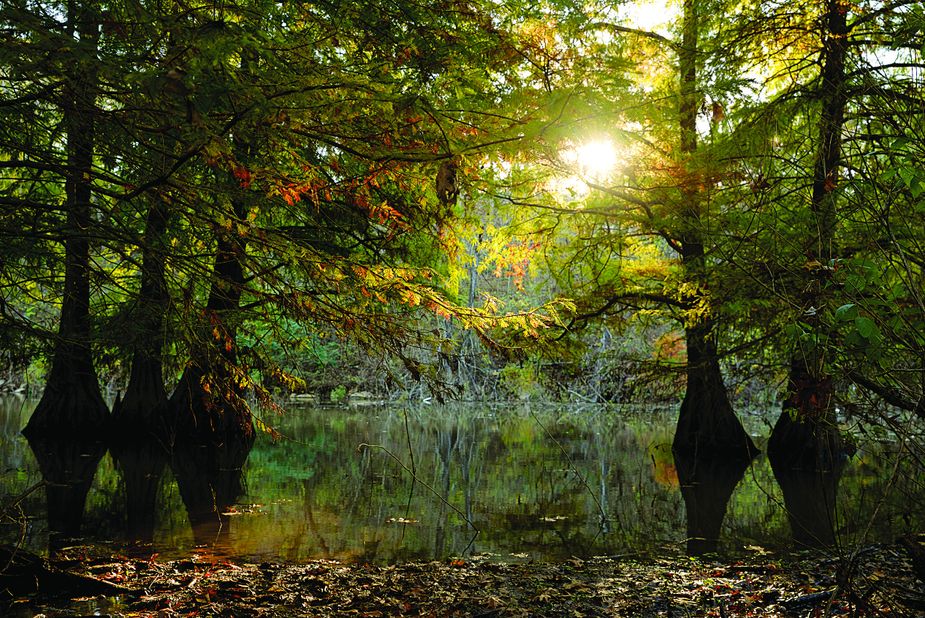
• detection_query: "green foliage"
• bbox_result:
[498,363,542,400]
[23,359,47,390]
[330,385,348,403]
[0,0,922,416]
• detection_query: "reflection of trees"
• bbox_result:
[769,447,846,548]
[9,403,925,563]
[431,415,482,559]
[565,411,685,553]
[432,423,456,559]
[109,438,168,550]
[674,451,752,555]
[25,437,105,553]
[22,427,253,557]
[0,399,31,481]
[169,437,253,550]
[472,412,609,556]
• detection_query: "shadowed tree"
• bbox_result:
[671,0,757,459]
[767,0,852,471]
[17,3,109,439]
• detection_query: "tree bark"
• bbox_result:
[23,5,107,439]
[112,193,171,436]
[169,133,254,444]
[675,323,757,456]
[672,0,756,459]
[768,0,850,468]
[115,33,183,440]
[169,212,253,443]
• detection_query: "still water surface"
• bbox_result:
[0,398,921,562]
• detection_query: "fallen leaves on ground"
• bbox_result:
[7,542,925,617]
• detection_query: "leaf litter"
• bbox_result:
[6,540,925,617]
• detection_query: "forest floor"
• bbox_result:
[5,541,925,617]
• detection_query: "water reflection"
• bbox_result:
[674,451,752,555]
[1,399,922,563]
[768,441,848,548]
[21,432,254,559]
[170,437,254,550]
[109,438,168,548]
[25,437,105,553]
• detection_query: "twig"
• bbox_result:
[357,443,479,535]
[0,480,46,518]
[528,410,608,526]
[403,410,417,482]
[400,410,417,543]
[783,589,836,609]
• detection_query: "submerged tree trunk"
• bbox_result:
[770,441,846,548]
[768,0,850,467]
[168,39,261,444]
[170,439,253,548]
[111,438,168,550]
[23,6,107,439]
[25,437,106,553]
[768,361,845,468]
[672,0,755,458]
[113,33,185,438]
[675,323,757,456]
[767,2,851,549]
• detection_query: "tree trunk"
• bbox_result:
[672,0,755,458]
[769,0,850,465]
[675,323,757,457]
[23,5,107,439]
[168,222,253,443]
[169,150,253,444]
[169,39,258,443]
[112,194,170,437]
[116,34,184,439]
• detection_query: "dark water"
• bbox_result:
[0,397,922,563]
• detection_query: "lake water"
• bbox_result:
[1,398,922,563]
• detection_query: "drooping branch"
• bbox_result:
[847,370,925,419]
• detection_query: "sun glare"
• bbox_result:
[551,138,621,200]
[562,139,619,181]
[621,0,676,35]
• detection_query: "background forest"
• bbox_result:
[0,0,923,455]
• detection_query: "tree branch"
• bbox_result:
[847,370,925,419]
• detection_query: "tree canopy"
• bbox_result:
[0,0,922,448]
